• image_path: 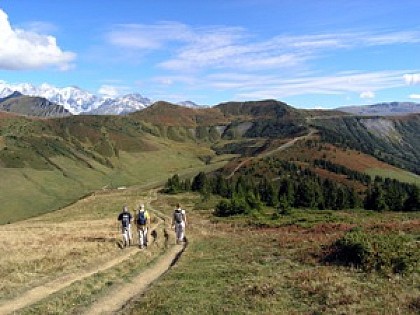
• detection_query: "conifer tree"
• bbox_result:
[404,185,420,211]
[192,171,208,193]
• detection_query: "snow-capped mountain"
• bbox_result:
[176,100,201,108]
[336,102,420,116]
[88,94,152,115]
[0,82,152,115]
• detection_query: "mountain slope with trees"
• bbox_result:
[310,114,420,174]
[0,100,418,223]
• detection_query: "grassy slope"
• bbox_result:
[2,102,418,225]
[0,182,418,314]
[0,182,182,315]
[125,193,420,315]
[366,168,420,185]
[0,136,218,224]
[274,138,420,185]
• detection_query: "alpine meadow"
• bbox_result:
[1,1,420,314]
[0,99,418,314]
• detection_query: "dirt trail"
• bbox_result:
[0,191,162,315]
[84,244,185,315]
[227,128,317,179]
[0,247,141,314]
[84,189,186,315]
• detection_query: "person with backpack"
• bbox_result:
[117,205,132,248]
[171,203,187,245]
[136,204,150,249]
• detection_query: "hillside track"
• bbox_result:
[227,128,317,179]
[0,189,175,315]
[0,246,143,314]
[84,189,187,314]
[84,243,186,315]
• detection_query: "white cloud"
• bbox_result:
[404,73,420,85]
[106,22,420,73]
[409,94,420,99]
[364,31,420,46]
[98,84,131,97]
[98,85,120,97]
[102,21,420,104]
[206,70,407,100]
[0,9,75,70]
[360,91,375,99]
[20,21,58,34]
[106,22,194,50]
[152,75,196,86]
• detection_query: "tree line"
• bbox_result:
[164,158,419,216]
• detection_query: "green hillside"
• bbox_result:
[0,100,419,223]
[0,112,223,223]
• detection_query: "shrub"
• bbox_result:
[277,195,292,215]
[213,196,250,217]
[325,230,418,274]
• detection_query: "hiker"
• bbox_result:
[136,204,150,249]
[117,205,132,248]
[171,203,187,244]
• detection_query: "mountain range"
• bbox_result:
[336,102,420,116]
[0,98,419,223]
[0,82,154,115]
[3,82,420,117]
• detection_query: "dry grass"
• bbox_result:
[0,187,152,302]
[1,185,418,314]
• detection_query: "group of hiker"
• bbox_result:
[117,203,187,248]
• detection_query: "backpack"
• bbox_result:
[174,209,183,224]
[137,211,147,225]
[121,213,131,228]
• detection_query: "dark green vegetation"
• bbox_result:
[165,157,419,214]
[1,99,419,224]
[325,229,418,274]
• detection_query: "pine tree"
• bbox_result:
[348,187,361,209]
[323,179,337,209]
[295,180,317,208]
[335,186,349,210]
[365,184,388,211]
[191,171,208,193]
[258,176,277,206]
[278,195,291,215]
[404,185,420,211]
[278,178,295,206]
[165,174,182,194]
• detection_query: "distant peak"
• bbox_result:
[0,91,23,101]
[9,91,23,98]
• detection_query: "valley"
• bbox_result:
[2,1,420,313]
[0,100,418,314]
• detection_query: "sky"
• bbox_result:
[1,0,420,108]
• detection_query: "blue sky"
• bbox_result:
[1,0,420,108]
